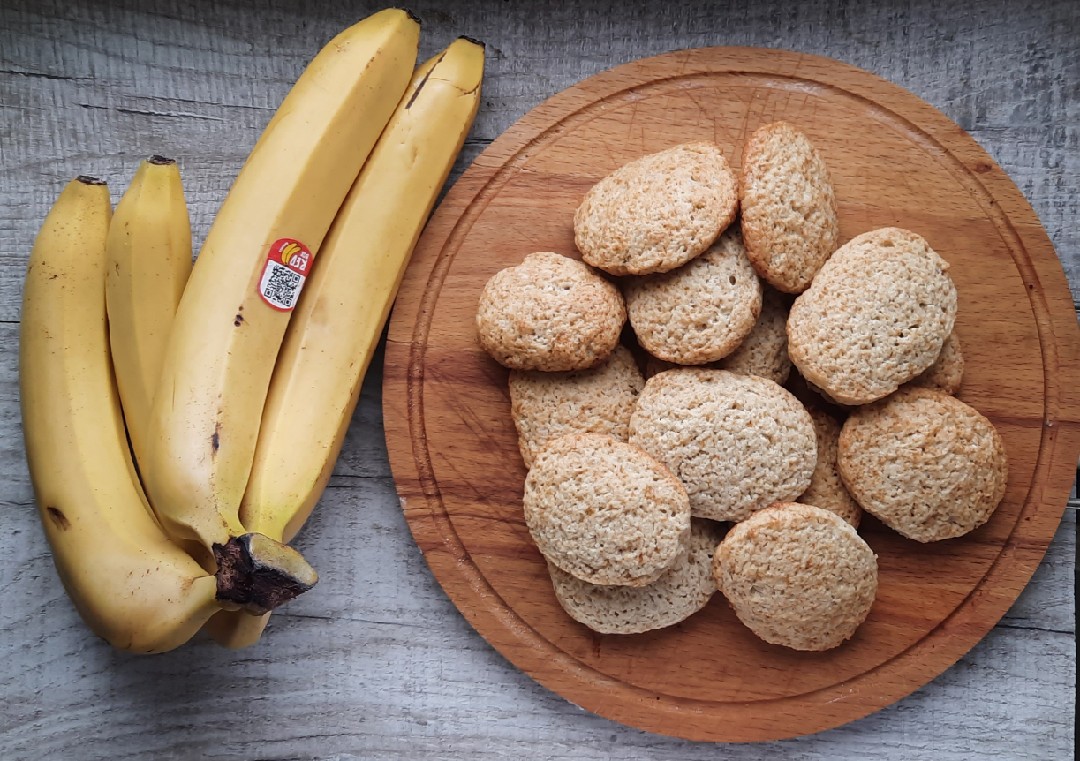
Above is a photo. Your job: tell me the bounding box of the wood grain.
[383,47,1080,741]
[0,0,1076,758]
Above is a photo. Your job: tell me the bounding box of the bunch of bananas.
[19,8,484,653]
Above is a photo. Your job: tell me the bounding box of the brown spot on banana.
[211,423,221,455]
[46,506,70,530]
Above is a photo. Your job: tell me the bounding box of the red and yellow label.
[258,238,312,311]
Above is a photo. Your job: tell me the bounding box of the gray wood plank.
[0,0,1075,758]
[0,321,1075,758]
[1,0,1077,322]
[0,456,1073,760]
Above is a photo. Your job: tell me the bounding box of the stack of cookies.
[474,123,1008,651]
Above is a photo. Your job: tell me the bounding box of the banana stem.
[213,533,318,614]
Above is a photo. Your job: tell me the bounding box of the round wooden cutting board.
[382,47,1080,742]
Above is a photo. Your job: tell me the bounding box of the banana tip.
[458,35,486,48]
[147,154,176,165]
[401,7,422,24]
[76,175,106,186]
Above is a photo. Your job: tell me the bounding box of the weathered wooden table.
[1,1,1076,758]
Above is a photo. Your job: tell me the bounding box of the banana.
[143,9,421,577]
[206,36,485,648]
[20,177,278,653]
[105,155,192,476]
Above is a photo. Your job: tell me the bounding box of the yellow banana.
[143,9,421,578]
[22,178,223,652]
[205,36,485,648]
[105,156,192,476]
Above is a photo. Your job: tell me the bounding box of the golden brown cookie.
[549,519,722,634]
[574,142,738,275]
[476,251,625,371]
[715,286,792,383]
[629,369,816,522]
[740,122,839,293]
[838,387,1008,542]
[509,345,644,468]
[623,227,761,365]
[798,407,862,527]
[787,228,957,405]
[714,503,877,651]
[907,331,964,394]
[523,433,691,586]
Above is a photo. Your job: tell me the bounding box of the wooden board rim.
[383,46,1080,741]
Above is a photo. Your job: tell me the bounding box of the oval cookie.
[907,331,964,394]
[509,345,644,468]
[629,369,816,522]
[715,286,792,383]
[624,227,762,365]
[838,387,1008,542]
[574,142,738,275]
[523,433,691,586]
[740,121,839,293]
[714,503,878,651]
[787,227,957,405]
[549,519,722,634]
[797,407,862,527]
[476,251,625,371]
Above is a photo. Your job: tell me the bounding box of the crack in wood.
[76,102,225,121]
[998,622,1075,636]
[0,68,84,82]
[273,610,430,630]
[325,473,392,483]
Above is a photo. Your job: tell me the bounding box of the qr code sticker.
[259,260,305,310]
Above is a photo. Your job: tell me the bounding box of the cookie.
[740,122,840,293]
[714,502,878,651]
[638,288,790,383]
[549,519,723,634]
[838,387,1008,542]
[907,331,964,394]
[523,433,691,586]
[787,227,958,405]
[629,369,816,522]
[715,286,792,384]
[798,408,862,527]
[476,251,625,371]
[509,345,644,468]
[623,227,762,364]
[574,142,738,275]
